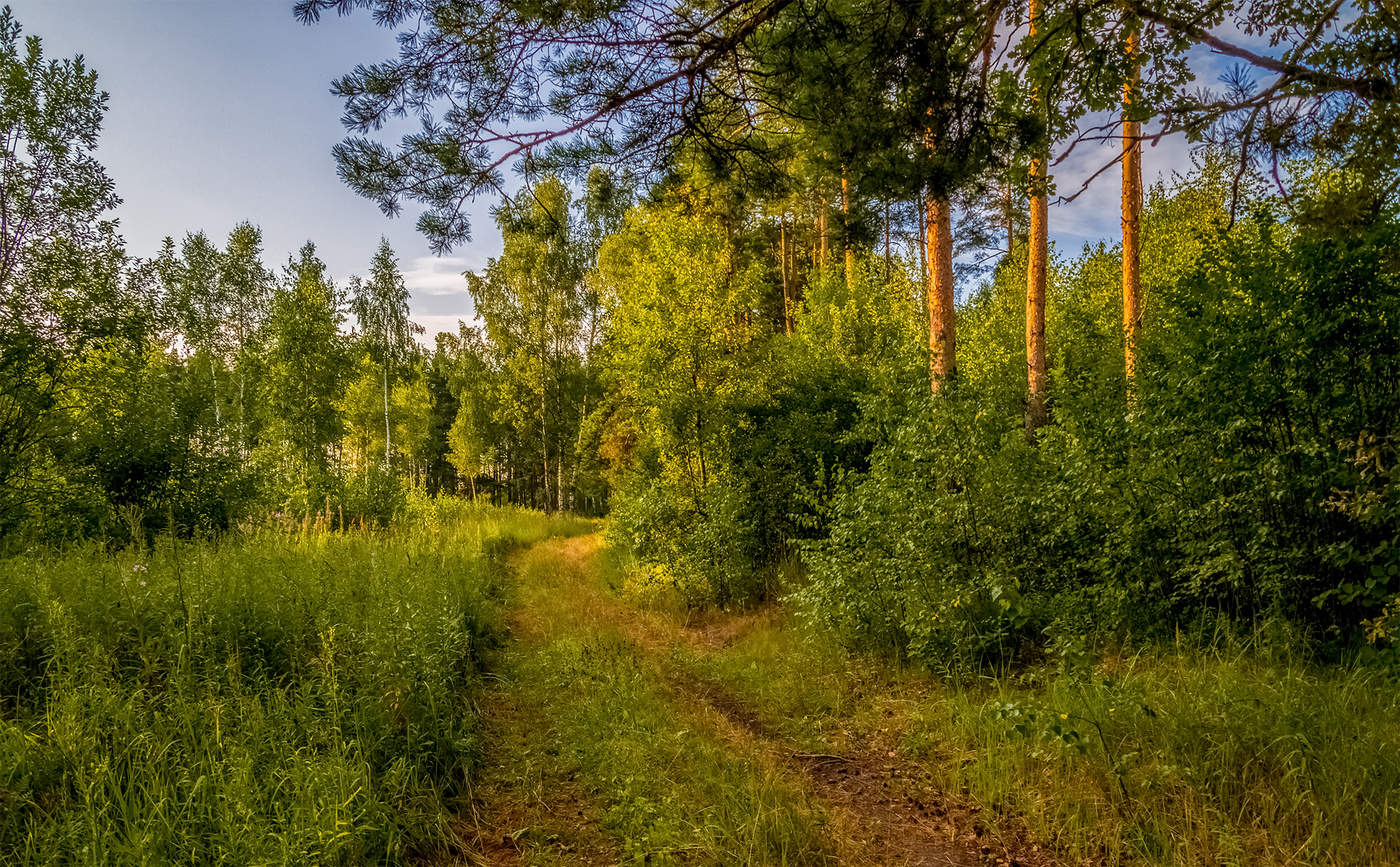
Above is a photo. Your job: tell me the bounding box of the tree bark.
[925,192,957,392]
[1122,24,1143,387]
[780,217,792,334]
[841,170,855,291]
[1025,0,1050,434]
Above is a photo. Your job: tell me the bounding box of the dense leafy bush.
[797,173,1400,669]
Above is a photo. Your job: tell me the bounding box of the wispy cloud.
[401,255,480,337]
[399,253,491,343]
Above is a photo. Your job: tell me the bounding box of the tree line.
[3,0,1398,655]
[292,0,1398,652]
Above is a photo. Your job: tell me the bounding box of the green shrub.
[798,177,1400,667]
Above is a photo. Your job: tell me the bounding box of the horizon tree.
[220,221,273,451]
[349,238,421,463]
[0,5,125,526]
[265,242,347,486]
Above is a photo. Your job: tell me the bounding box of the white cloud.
[402,254,478,295]
[400,255,481,337]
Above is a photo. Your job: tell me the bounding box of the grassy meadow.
[0,501,591,865]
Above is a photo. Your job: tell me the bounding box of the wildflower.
[132,564,148,573]
[139,580,147,587]
[1060,713,1069,720]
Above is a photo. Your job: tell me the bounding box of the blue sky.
[8,0,490,337]
[10,0,1203,337]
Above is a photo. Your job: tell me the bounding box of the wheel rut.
[460,534,1053,867]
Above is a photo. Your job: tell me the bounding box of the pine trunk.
[841,171,855,291]
[1025,0,1050,434]
[1122,25,1143,387]
[926,192,957,392]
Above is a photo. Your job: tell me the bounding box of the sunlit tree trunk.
[1122,22,1143,387]
[925,192,957,392]
[1025,0,1050,434]
[780,217,793,334]
[841,170,855,291]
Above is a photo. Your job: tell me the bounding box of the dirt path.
[460,534,1048,867]
[671,673,995,867]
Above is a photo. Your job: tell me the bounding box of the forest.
[1,0,1398,863]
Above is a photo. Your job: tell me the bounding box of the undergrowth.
[0,501,587,865]
[677,610,1400,866]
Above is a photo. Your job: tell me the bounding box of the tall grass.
[676,612,1400,865]
[905,630,1400,865]
[0,500,587,865]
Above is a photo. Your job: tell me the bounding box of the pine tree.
[1024,0,1050,434]
[1121,22,1143,387]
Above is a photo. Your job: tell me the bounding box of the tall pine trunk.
[1025,0,1050,433]
[780,217,793,334]
[925,192,957,392]
[1122,23,1143,386]
[841,170,855,291]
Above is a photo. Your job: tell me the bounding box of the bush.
[797,179,1400,668]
